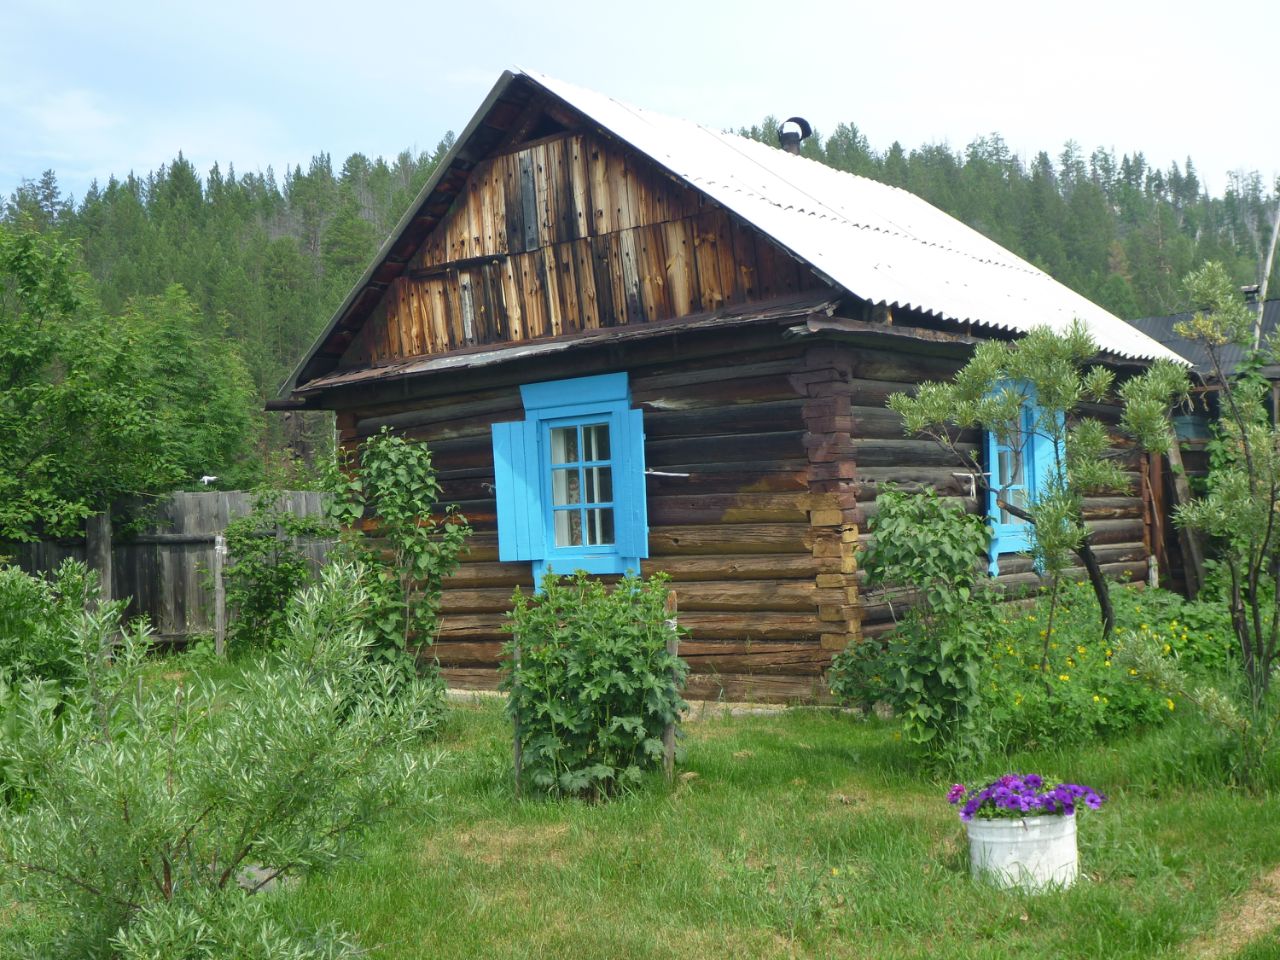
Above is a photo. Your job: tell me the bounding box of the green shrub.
[223,493,335,650]
[0,559,95,685]
[829,489,994,765]
[503,572,687,799]
[0,561,444,957]
[982,581,1234,748]
[331,427,470,668]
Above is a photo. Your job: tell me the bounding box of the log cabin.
[274,70,1186,701]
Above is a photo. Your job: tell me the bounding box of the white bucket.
[966,815,1078,891]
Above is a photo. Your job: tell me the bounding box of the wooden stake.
[1164,441,1206,598]
[213,534,227,657]
[663,591,679,785]
[86,508,112,606]
[512,640,523,798]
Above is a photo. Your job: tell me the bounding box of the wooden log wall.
[339,132,824,368]
[339,337,843,702]
[840,346,1152,641]
[333,330,1154,702]
[8,491,333,643]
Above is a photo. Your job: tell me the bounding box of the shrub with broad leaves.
[504,572,687,799]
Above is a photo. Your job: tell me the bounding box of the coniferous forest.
[3,119,1277,487]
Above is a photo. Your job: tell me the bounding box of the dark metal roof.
[1127,299,1280,376]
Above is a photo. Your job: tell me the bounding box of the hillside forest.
[3,119,1277,502]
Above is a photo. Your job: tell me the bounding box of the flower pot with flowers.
[947,775,1105,891]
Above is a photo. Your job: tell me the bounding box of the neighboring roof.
[1128,299,1280,376]
[283,69,1185,396]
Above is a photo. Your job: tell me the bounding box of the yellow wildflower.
[1077,645,1087,655]
[1162,644,1171,655]
[1129,668,1138,676]
[1093,695,1101,703]
[1105,660,1112,668]
[1059,674,1070,682]
[1165,698,1175,711]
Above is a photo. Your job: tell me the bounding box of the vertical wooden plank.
[429,279,451,352]
[637,223,669,322]
[481,261,505,342]
[502,254,526,341]
[573,238,599,330]
[552,137,575,243]
[458,271,477,345]
[519,150,539,252]
[568,134,593,240]
[538,142,558,247]
[609,147,634,232]
[729,216,760,301]
[503,152,525,255]
[512,639,523,798]
[589,139,613,235]
[540,247,563,337]
[713,213,744,305]
[663,590,679,784]
[86,509,112,604]
[479,159,499,255]
[693,213,725,308]
[519,251,547,339]
[213,534,227,656]
[664,219,696,316]
[590,234,618,327]
[445,269,466,348]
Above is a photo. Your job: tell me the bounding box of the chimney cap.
[777,116,813,155]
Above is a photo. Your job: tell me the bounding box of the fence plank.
[7,490,333,644]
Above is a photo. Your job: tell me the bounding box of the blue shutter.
[613,406,649,560]
[1029,405,1065,502]
[491,419,545,562]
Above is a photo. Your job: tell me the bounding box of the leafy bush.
[0,561,444,957]
[223,493,335,649]
[981,581,1232,749]
[331,427,470,666]
[0,559,96,685]
[504,572,687,799]
[829,489,993,764]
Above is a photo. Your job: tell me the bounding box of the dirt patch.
[427,821,571,868]
[1187,863,1280,958]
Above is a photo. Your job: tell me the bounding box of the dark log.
[647,523,812,556]
[640,554,819,581]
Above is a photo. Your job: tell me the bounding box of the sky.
[2,0,1277,205]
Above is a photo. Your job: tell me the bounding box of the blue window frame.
[491,372,648,582]
[985,385,1063,575]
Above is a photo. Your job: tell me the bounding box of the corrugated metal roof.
[525,70,1186,364]
[1128,299,1280,375]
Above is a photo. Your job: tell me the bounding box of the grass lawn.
[272,696,1280,960]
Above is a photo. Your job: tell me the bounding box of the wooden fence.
[7,491,334,643]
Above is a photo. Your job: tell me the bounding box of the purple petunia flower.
[948,774,1106,821]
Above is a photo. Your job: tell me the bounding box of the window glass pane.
[586,508,615,546]
[584,466,612,504]
[552,468,580,506]
[554,509,582,547]
[582,423,610,461]
[551,426,579,465]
